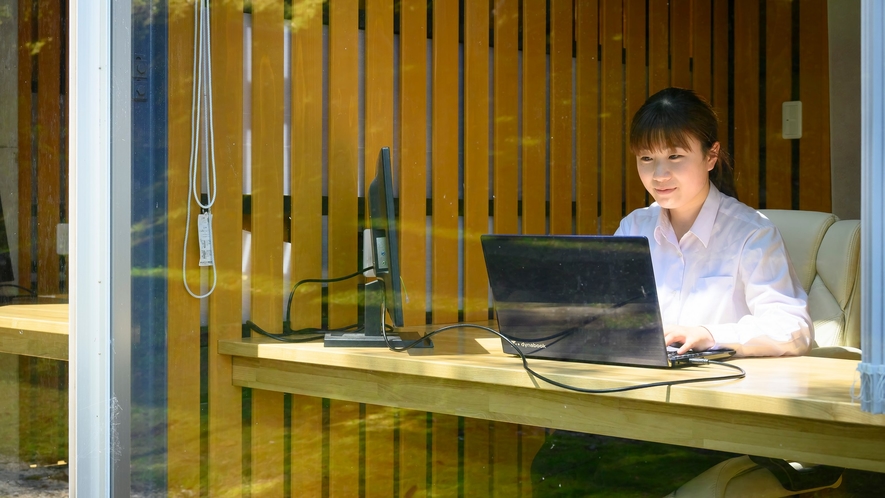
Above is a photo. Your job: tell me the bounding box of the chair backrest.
[759,210,861,350]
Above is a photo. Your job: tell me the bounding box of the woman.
[531,87,812,496]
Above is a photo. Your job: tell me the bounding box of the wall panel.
[397,0,428,327]
[493,0,519,236]
[733,0,760,206]
[431,0,460,323]
[548,0,574,235]
[624,0,647,214]
[250,0,288,494]
[463,1,490,321]
[166,0,202,493]
[521,0,546,235]
[799,0,831,212]
[575,0,599,235]
[765,0,793,209]
[208,0,245,495]
[599,0,624,234]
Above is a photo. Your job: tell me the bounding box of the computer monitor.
[323,147,431,348]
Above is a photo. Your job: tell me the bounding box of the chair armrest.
[806,346,862,361]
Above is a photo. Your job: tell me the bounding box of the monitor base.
[323,331,433,348]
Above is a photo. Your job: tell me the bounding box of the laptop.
[480,234,736,368]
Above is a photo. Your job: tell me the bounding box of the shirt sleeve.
[704,226,814,357]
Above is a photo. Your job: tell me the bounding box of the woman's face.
[636,137,719,219]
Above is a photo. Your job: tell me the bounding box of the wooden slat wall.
[365,1,396,495]
[208,0,244,496]
[599,0,624,234]
[398,0,428,328]
[548,0,573,235]
[798,0,831,212]
[766,0,794,209]
[462,1,489,321]
[251,1,288,494]
[734,0,761,206]
[521,0,546,235]
[575,0,599,234]
[158,1,837,496]
[290,1,325,495]
[36,0,61,296]
[327,2,362,496]
[166,0,201,494]
[624,0,647,214]
[493,0,518,236]
[17,0,33,291]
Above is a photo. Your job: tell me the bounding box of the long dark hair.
[629,87,737,199]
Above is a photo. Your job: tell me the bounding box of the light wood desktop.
[220,323,885,473]
[0,304,69,361]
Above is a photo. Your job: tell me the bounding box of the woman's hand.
[664,325,715,354]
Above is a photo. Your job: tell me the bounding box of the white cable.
[183,0,217,299]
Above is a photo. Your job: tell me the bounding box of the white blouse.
[615,184,813,357]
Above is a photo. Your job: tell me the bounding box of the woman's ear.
[706,142,721,171]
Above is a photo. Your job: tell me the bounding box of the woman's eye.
[639,156,653,162]
[669,154,682,160]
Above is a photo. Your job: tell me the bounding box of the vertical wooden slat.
[463,0,489,321]
[733,0,760,206]
[364,2,396,495]
[463,419,490,498]
[17,0,33,290]
[765,0,793,210]
[291,3,324,331]
[36,0,61,295]
[519,426,547,497]
[251,0,287,494]
[327,1,361,493]
[207,0,244,496]
[521,0,546,235]
[493,0,519,235]
[799,0,831,212]
[624,0,647,214]
[648,0,669,95]
[398,0,428,327]
[290,3,325,493]
[291,395,323,496]
[430,3,461,487]
[431,413,459,497]
[397,409,428,497]
[669,0,691,89]
[691,0,712,100]
[491,422,519,496]
[575,0,599,235]
[599,0,623,234]
[329,399,361,495]
[548,0,573,235]
[712,0,729,156]
[327,0,359,328]
[431,0,459,323]
[167,0,201,494]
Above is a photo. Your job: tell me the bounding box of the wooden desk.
[220,325,885,473]
[0,304,69,465]
[0,304,69,361]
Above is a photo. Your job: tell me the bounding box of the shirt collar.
[690,183,721,247]
[652,183,722,248]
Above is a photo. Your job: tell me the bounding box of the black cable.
[0,284,37,296]
[379,322,746,394]
[284,267,373,334]
[245,267,376,342]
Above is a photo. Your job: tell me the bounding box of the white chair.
[669,209,860,497]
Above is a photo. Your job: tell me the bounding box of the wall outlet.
[783,101,803,139]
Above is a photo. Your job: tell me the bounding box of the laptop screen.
[481,235,673,367]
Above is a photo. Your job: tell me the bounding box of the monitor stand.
[323,280,433,348]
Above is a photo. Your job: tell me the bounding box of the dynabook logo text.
[514,341,547,349]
